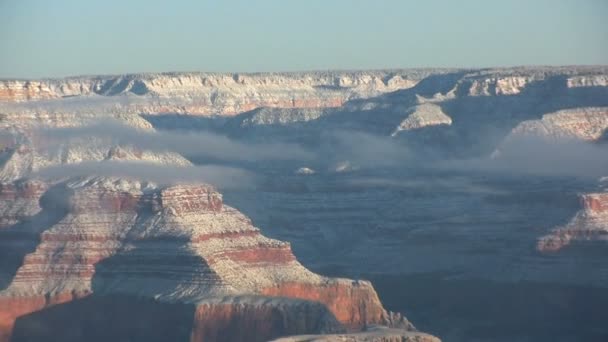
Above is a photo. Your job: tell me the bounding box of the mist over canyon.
[0,66,607,342]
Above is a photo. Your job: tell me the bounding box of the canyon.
[1,66,607,341]
[0,108,429,341]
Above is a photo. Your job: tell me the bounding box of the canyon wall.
[0,177,420,341]
[0,112,429,341]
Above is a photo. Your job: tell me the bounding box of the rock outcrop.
[391,103,452,136]
[537,192,608,252]
[509,107,608,141]
[501,106,608,253]
[3,65,607,341]
[0,177,422,341]
[0,111,190,182]
[0,71,422,115]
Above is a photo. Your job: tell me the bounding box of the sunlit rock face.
[0,110,190,183]
[0,114,427,341]
[0,113,408,341]
[0,71,421,115]
[509,107,608,141]
[0,177,420,341]
[498,107,608,253]
[1,66,607,342]
[537,192,608,252]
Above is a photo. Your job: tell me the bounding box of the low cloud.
[441,136,608,179]
[32,161,255,189]
[320,130,409,168]
[34,120,314,162]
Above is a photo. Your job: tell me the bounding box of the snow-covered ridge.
[2,66,606,117]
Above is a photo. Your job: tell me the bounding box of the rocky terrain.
[511,111,608,254]
[1,66,607,341]
[0,177,418,341]
[537,191,608,252]
[0,71,426,115]
[0,110,431,342]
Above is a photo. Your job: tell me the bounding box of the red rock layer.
[0,291,89,342]
[208,244,296,265]
[0,180,416,341]
[537,192,608,252]
[0,86,57,102]
[582,193,608,214]
[261,281,387,329]
[158,185,223,213]
[1,295,342,342]
[190,301,341,342]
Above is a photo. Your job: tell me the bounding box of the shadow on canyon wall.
[144,74,608,162]
[367,273,608,342]
[0,184,71,291]
[10,296,196,342]
[9,201,342,342]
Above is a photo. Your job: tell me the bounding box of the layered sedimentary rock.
[537,192,608,252]
[2,65,607,342]
[0,108,432,341]
[509,107,608,141]
[3,67,605,121]
[0,112,190,182]
[0,71,421,115]
[0,180,47,228]
[501,107,608,253]
[0,177,420,341]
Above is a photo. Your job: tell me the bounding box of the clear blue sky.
[1,0,607,78]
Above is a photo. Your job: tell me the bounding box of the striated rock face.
[538,192,608,252]
[0,180,47,228]
[0,81,58,102]
[504,107,608,253]
[0,177,425,341]
[0,112,190,182]
[451,67,608,97]
[0,107,433,341]
[509,107,608,141]
[5,295,345,342]
[0,71,421,115]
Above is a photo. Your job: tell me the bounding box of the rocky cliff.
[0,177,419,341]
[0,71,423,116]
[3,67,605,120]
[0,114,430,341]
[537,191,608,252]
[2,66,608,341]
[500,107,608,252]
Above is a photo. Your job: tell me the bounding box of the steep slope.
[0,111,190,182]
[0,114,431,341]
[0,178,419,341]
[499,108,608,252]
[537,191,608,252]
[509,107,608,141]
[0,71,424,115]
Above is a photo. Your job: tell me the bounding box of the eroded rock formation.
[0,176,421,341]
[0,111,429,341]
[0,71,421,115]
[538,192,608,252]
